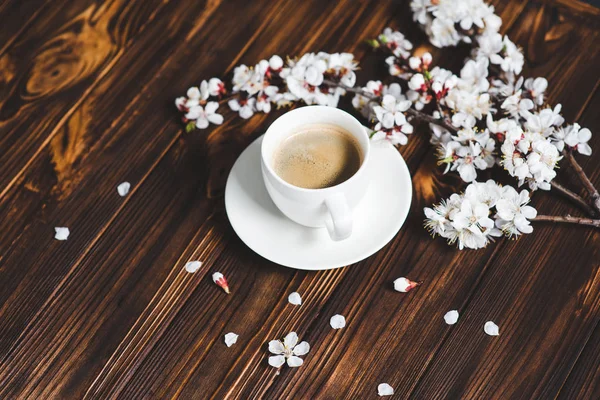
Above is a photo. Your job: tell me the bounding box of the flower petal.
[484,321,499,336]
[293,341,310,356]
[54,227,70,241]
[288,292,302,306]
[444,310,459,325]
[283,332,298,349]
[377,383,394,396]
[207,113,224,125]
[205,101,219,114]
[330,314,346,329]
[224,332,238,347]
[268,340,285,355]
[117,182,130,197]
[287,356,304,367]
[184,261,202,273]
[268,355,286,368]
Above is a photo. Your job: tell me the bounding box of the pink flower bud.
[212,272,230,294]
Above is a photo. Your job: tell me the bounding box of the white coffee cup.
[261,106,370,241]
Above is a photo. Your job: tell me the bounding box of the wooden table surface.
[1,0,599,398]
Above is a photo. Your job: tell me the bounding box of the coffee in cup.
[272,124,363,189]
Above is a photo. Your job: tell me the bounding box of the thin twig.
[532,215,600,228]
[563,150,600,212]
[550,181,598,217]
[406,108,457,133]
[324,79,458,134]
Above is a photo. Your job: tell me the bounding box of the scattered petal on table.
[393,277,422,292]
[54,227,70,241]
[185,261,202,273]
[444,310,459,325]
[117,182,131,196]
[212,272,231,294]
[330,314,346,329]
[288,292,302,305]
[484,321,499,336]
[378,383,394,396]
[224,332,238,347]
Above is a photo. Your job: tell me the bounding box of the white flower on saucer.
[268,332,310,368]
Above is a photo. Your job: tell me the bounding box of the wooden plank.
[0,0,53,55]
[0,0,170,197]
[558,322,600,399]
[0,0,352,397]
[0,0,233,353]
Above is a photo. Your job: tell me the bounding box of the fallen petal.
[378,383,394,396]
[393,277,422,293]
[117,182,131,197]
[330,314,346,329]
[212,272,230,294]
[444,310,459,325]
[288,292,302,306]
[185,261,202,273]
[268,355,286,368]
[484,321,499,336]
[54,227,70,241]
[224,332,238,347]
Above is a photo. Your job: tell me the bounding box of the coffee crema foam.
[273,124,362,189]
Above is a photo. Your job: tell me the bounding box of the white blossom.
[268,332,310,368]
[425,180,536,249]
[187,101,223,129]
[524,77,548,106]
[495,186,537,236]
[563,123,592,156]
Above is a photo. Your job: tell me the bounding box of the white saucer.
[224,135,412,270]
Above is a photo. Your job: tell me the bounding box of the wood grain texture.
[0,0,598,399]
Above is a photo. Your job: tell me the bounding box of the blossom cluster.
[175,52,359,130]
[424,180,537,249]
[400,1,593,191]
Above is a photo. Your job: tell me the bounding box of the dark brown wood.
[0,0,598,399]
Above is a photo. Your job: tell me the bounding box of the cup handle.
[324,193,353,241]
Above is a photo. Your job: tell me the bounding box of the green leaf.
[185,121,196,133]
[366,39,380,48]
